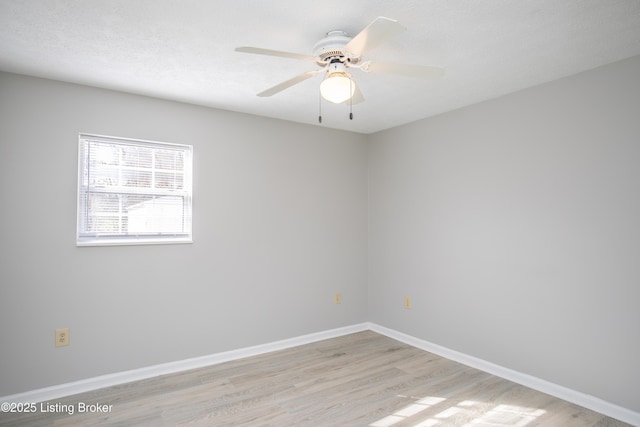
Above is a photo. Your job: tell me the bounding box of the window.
[77,133,192,246]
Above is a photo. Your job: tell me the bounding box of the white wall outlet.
[55,328,70,347]
[334,292,342,304]
[404,296,411,309]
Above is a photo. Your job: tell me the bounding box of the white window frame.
[76,133,193,246]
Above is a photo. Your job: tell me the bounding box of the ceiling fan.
[235,17,444,113]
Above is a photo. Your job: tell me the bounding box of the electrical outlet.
[55,328,69,347]
[404,296,411,309]
[334,292,342,304]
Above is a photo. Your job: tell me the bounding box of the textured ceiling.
[1,0,640,134]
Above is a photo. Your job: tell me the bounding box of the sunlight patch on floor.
[370,396,545,427]
[369,396,446,427]
[462,404,546,427]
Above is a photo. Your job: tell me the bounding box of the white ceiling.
[1,0,640,134]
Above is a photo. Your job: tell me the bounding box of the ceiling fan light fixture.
[320,73,354,104]
[320,62,355,104]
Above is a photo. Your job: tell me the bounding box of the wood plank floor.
[0,331,632,426]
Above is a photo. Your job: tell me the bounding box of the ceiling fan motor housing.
[313,30,358,64]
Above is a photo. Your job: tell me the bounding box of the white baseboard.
[0,323,369,405]
[367,322,640,427]
[2,322,638,426]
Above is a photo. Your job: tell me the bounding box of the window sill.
[76,237,193,247]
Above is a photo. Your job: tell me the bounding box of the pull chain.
[349,76,354,120]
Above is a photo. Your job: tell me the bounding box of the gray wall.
[368,55,640,411]
[0,72,368,395]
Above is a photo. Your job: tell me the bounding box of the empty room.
[1,1,639,426]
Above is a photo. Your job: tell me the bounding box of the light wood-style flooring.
[0,331,632,426]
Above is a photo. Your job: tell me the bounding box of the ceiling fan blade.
[344,81,365,105]
[235,46,316,62]
[257,70,323,97]
[364,61,445,79]
[345,17,406,58]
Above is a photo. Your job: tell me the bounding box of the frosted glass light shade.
[320,72,355,104]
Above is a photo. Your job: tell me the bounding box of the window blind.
[77,134,192,246]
